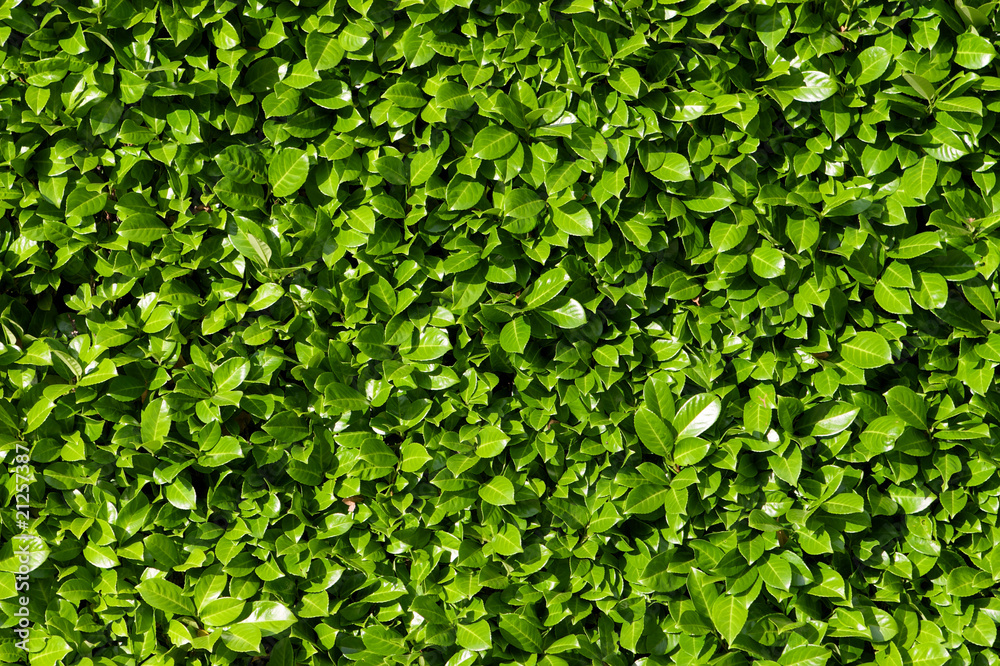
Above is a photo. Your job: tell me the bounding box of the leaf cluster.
[3,0,1000,665]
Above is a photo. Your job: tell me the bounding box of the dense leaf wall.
[2,0,1000,664]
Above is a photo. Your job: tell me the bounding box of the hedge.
[1,0,999,665]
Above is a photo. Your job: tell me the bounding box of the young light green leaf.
[472,126,519,160]
[479,477,515,506]
[136,579,196,616]
[66,186,108,218]
[907,644,948,666]
[536,297,587,329]
[751,247,786,278]
[759,554,792,591]
[790,71,838,103]
[494,524,523,556]
[823,493,864,515]
[400,327,452,362]
[238,601,297,635]
[778,645,832,666]
[498,614,543,653]
[504,189,545,219]
[141,398,171,447]
[446,176,485,211]
[841,331,891,369]
[201,598,247,627]
[797,402,859,437]
[955,32,996,69]
[552,202,594,236]
[673,394,722,439]
[269,148,310,197]
[899,157,938,201]
[657,153,691,182]
[711,595,748,645]
[523,267,570,310]
[500,319,531,354]
[852,46,891,86]
[456,621,492,652]
[306,32,345,71]
[214,359,249,392]
[624,484,668,515]
[633,406,674,458]
[884,386,927,429]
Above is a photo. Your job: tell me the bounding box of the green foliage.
[4,0,1000,664]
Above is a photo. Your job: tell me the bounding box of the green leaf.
[141,398,171,448]
[609,67,641,97]
[657,153,692,182]
[436,82,474,111]
[214,359,249,392]
[786,216,819,253]
[498,614,543,653]
[955,32,996,69]
[907,644,949,666]
[410,149,440,186]
[874,282,912,315]
[823,493,864,515]
[201,598,247,627]
[760,554,792,591]
[686,182,735,213]
[899,157,938,201]
[946,567,992,597]
[269,148,310,197]
[264,411,309,443]
[523,267,570,309]
[400,327,452,362]
[885,386,927,430]
[494,523,523,556]
[888,231,941,259]
[778,645,832,666]
[552,202,595,236]
[222,625,262,653]
[902,73,936,101]
[218,145,265,184]
[500,319,531,354]
[545,162,583,193]
[643,375,676,422]
[785,71,838,103]
[673,437,711,466]
[231,217,273,267]
[711,595,748,644]
[384,81,426,108]
[797,402,860,437]
[66,185,107,218]
[634,406,674,458]
[751,247,786,278]
[479,476,515,506]
[136,579,196,616]
[215,178,266,211]
[456,621,492,652]
[852,46,891,86]
[305,32,345,71]
[118,216,169,243]
[324,383,369,413]
[238,601,297,635]
[446,176,485,211]
[472,126,519,160]
[673,394,722,439]
[624,484,668,515]
[536,296,587,329]
[504,189,545,219]
[841,332,892,369]
[25,399,55,433]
